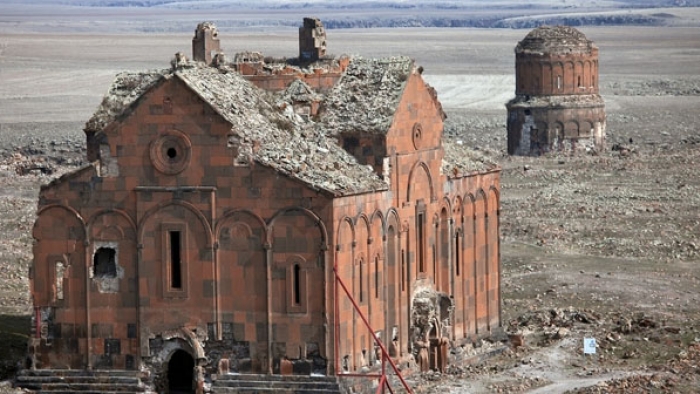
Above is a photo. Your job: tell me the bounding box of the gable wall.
[329,71,502,373]
[31,77,335,373]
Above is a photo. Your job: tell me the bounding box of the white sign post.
[583,337,597,355]
[583,337,597,367]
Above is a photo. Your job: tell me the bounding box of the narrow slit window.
[417,213,425,273]
[170,231,182,289]
[557,75,562,90]
[94,247,117,278]
[359,260,364,303]
[293,264,301,305]
[455,236,461,276]
[577,75,582,87]
[374,256,379,299]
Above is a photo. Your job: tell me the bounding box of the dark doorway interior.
[168,349,194,394]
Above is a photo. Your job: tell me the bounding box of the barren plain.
[1,13,700,394]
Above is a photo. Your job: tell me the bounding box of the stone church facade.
[27,20,501,393]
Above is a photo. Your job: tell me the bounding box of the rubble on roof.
[516,25,595,55]
[84,70,165,134]
[233,51,265,63]
[320,56,412,135]
[279,78,321,104]
[174,65,387,196]
[84,53,496,196]
[441,138,498,177]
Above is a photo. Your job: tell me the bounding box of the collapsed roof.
[84,56,496,196]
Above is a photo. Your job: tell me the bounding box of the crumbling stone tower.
[192,21,221,65]
[506,25,606,155]
[299,17,326,62]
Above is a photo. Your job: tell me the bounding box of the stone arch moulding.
[385,209,401,232]
[154,326,207,363]
[452,195,462,215]
[476,189,489,214]
[369,209,386,240]
[440,196,452,217]
[215,209,267,247]
[86,209,137,243]
[335,216,355,253]
[268,206,328,251]
[34,204,87,240]
[354,213,371,246]
[406,161,434,203]
[137,200,213,247]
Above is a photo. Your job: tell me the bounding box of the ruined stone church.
[24,19,501,393]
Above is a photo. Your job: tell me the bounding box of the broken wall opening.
[411,290,454,373]
[168,349,194,393]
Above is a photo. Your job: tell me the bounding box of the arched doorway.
[168,349,194,394]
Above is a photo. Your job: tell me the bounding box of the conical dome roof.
[516,25,595,55]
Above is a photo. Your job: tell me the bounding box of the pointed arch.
[406,161,434,202]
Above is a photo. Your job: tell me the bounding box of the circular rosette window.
[150,130,192,175]
[412,122,423,150]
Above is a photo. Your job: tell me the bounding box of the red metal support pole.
[334,267,413,393]
[334,254,341,375]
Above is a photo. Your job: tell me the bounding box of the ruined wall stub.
[192,21,221,65]
[299,17,326,62]
[506,25,606,156]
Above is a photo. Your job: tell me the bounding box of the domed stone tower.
[506,25,605,155]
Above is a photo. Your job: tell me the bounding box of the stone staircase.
[211,374,341,394]
[14,369,147,393]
